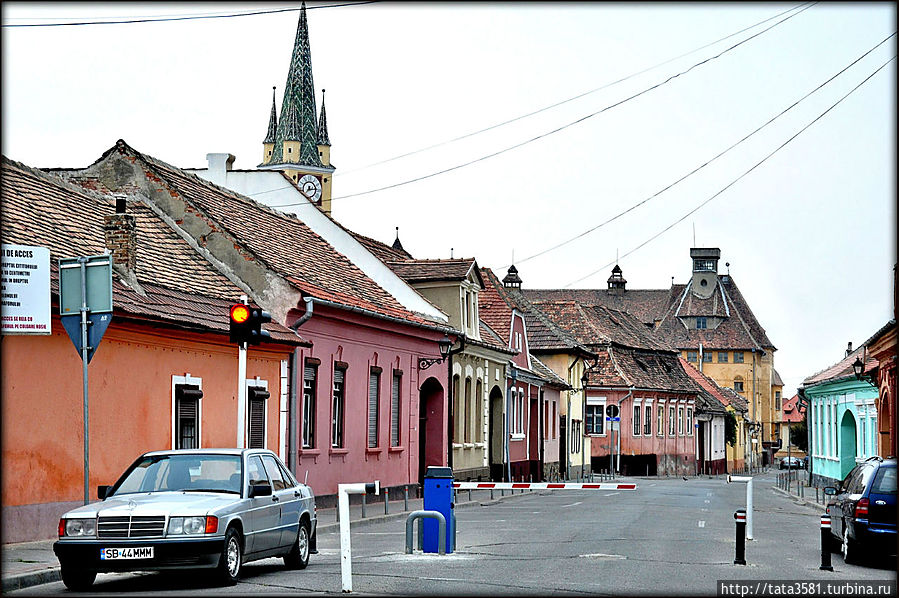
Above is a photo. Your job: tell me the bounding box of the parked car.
[53,448,316,590]
[824,457,896,564]
[780,456,804,470]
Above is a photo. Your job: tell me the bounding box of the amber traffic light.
[229,304,271,346]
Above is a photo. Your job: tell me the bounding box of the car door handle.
[272,495,280,502]
[294,491,302,498]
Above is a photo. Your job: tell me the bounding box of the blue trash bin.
[422,466,454,554]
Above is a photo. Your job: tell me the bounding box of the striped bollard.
[820,515,833,571]
[734,509,747,565]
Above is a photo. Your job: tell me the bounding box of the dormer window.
[696,317,707,329]
[693,259,716,272]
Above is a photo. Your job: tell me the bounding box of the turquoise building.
[802,345,879,486]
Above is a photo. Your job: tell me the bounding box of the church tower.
[260,2,336,214]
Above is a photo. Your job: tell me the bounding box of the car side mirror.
[97,485,112,500]
[249,482,272,498]
[823,486,837,496]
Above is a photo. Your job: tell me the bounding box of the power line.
[509,32,896,270]
[1,2,377,28]
[264,3,812,209]
[561,53,896,289]
[337,2,816,177]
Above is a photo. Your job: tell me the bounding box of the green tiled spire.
[317,89,331,146]
[263,86,278,144]
[270,2,322,167]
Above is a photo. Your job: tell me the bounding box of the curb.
[771,485,827,512]
[2,568,61,594]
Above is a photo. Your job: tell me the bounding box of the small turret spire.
[264,86,278,144]
[318,88,331,146]
[391,226,405,252]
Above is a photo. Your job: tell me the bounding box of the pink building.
[47,141,456,504]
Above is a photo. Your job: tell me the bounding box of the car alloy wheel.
[216,527,242,585]
[284,521,311,570]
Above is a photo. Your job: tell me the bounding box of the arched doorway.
[839,410,858,480]
[488,386,505,481]
[419,377,445,485]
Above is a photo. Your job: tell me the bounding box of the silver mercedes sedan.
[53,448,316,590]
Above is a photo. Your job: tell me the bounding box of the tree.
[724,410,738,447]
[791,408,808,452]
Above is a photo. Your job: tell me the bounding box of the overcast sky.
[2,2,896,398]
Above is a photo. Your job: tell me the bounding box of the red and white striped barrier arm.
[451,482,636,490]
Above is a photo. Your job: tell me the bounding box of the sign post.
[606,404,620,474]
[1,243,51,334]
[59,254,113,504]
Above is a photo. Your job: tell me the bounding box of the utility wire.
[337,2,816,177]
[561,53,896,288]
[1,1,377,27]
[508,32,896,270]
[265,3,812,208]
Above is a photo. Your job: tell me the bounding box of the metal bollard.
[361,493,367,518]
[384,489,389,515]
[468,489,471,502]
[820,515,834,571]
[490,488,494,500]
[404,486,409,511]
[734,509,747,565]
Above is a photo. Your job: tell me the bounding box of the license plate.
[100,547,154,560]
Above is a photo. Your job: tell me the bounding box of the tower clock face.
[298,174,323,203]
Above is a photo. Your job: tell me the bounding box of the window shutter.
[247,386,268,449]
[175,384,202,450]
[391,373,401,447]
[368,372,379,448]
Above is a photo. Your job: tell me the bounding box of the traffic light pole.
[236,341,247,448]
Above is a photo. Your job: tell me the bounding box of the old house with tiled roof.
[44,139,457,505]
[527,297,700,476]
[801,341,879,486]
[777,394,807,463]
[524,247,777,470]
[678,359,731,475]
[1,156,307,543]
[479,267,576,481]
[381,257,515,481]
[865,317,897,459]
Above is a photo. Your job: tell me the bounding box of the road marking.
[603,492,620,497]
[704,499,710,504]
[561,501,583,508]
[698,521,705,528]
[701,508,709,512]
[650,483,657,487]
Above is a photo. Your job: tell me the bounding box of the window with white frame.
[519,389,526,435]
[678,405,684,436]
[633,404,641,436]
[570,419,582,453]
[475,380,483,442]
[585,397,605,435]
[464,377,472,442]
[453,375,461,443]
[686,406,693,436]
[247,384,270,449]
[668,404,676,436]
[657,402,665,436]
[644,401,652,435]
[173,379,203,450]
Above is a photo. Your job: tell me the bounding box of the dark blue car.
[825,457,897,564]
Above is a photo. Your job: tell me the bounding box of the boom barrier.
[452,482,636,490]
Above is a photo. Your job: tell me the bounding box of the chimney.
[104,195,137,271]
[206,153,236,186]
[845,341,853,358]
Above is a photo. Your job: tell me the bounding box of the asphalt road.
[10,472,896,595]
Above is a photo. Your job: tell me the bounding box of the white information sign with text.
[1,243,51,334]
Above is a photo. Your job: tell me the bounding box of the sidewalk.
[771,470,828,513]
[1,486,532,593]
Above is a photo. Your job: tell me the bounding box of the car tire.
[60,566,96,591]
[284,520,311,570]
[215,526,243,585]
[842,524,861,565]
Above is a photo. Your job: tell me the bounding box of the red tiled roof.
[678,358,729,413]
[782,394,805,423]
[2,156,303,344]
[351,231,413,262]
[584,346,697,393]
[478,268,515,344]
[54,141,441,329]
[387,258,482,286]
[803,345,878,387]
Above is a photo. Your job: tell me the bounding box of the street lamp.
[852,356,865,381]
[418,333,454,370]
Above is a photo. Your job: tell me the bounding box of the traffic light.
[247,307,271,345]
[230,303,251,344]
[228,304,271,346]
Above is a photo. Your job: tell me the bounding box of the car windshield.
[111,454,242,496]
[871,467,897,494]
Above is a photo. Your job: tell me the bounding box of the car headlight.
[168,516,215,535]
[61,518,96,537]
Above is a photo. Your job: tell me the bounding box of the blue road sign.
[606,416,620,422]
